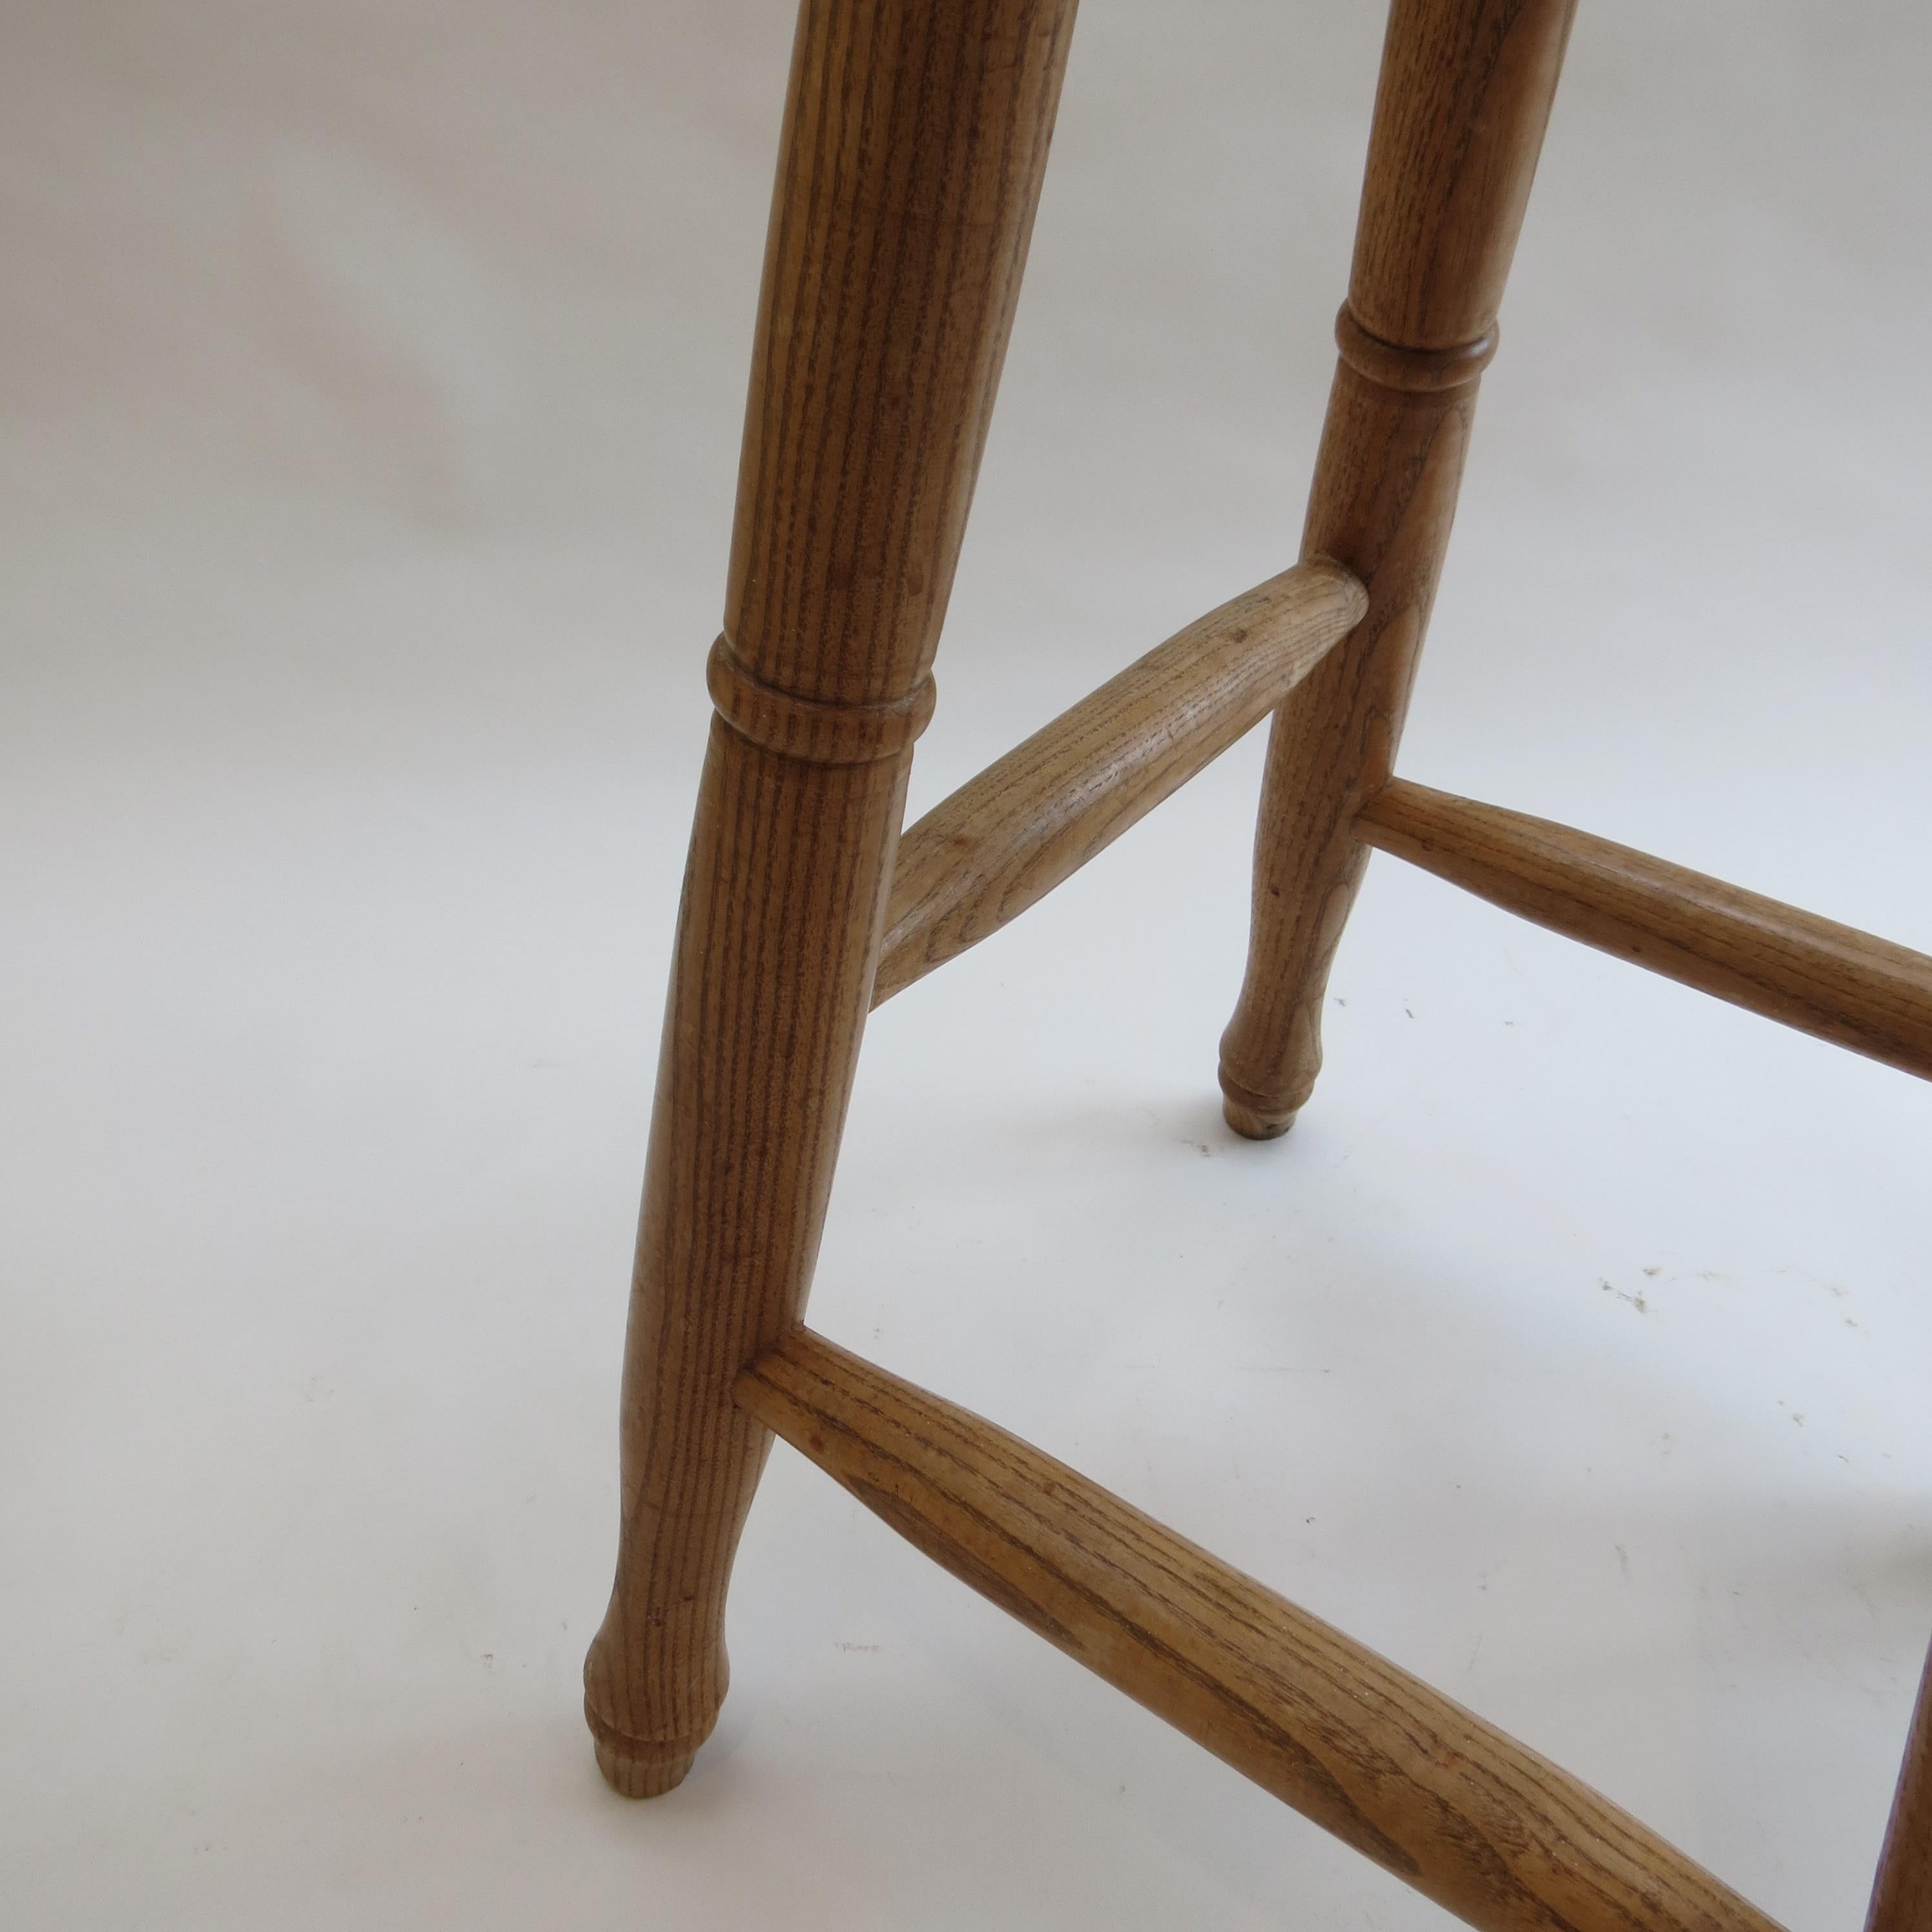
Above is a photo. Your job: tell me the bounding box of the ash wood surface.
[874,560,1366,1005]
[583,0,1078,1799]
[1219,0,1576,1138]
[1357,779,1932,1080]
[1869,1640,1932,1932]
[738,1328,1783,1932]
[581,0,1922,1907]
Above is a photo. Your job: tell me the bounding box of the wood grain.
[1869,1638,1932,1932]
[1357,779,1932,1080]
[1219,0,1576,1138]
[873,560,1366,1005]
[585,0,1917,1909]
[584,0,1078,1799]
[739,1328,1784,1932]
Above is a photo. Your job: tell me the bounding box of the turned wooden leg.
[582,0,1076,1798]
[1218,0,1575,1139]
[1869,1634,1932,1932]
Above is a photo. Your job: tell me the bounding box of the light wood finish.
[584,0,1926,1909]
[874,560,1367,1005]
[582,0,1077,1800]
[1357,779,1932,1080]
[1218,0,1576,1138]
[738,1328,1783,1932]
[1869,1639,1932,1932]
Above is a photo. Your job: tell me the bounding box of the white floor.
[4,4,1929,1927]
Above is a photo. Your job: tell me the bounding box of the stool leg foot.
[584,1670,703,1800]
[1219,1070,1303,1142]
[593,1736,698,1803]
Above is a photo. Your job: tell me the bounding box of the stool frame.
[582,3,1932,1925]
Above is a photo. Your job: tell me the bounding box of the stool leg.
[1869,1634,1932,1932]
[1218,0,1575,1138]
[583,0,1076,1798]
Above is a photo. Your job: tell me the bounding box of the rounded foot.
[594,1736,698,1799]
[582,1658,716,1801]
[1218,1068,1302,1140]
[1222,1095,1298,1140]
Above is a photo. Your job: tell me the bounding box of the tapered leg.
[1219,0,1575,1138]
[1869,1634,1932,1932]
[582,0,1077,1798]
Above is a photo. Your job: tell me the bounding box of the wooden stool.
[582,2,1932,1922]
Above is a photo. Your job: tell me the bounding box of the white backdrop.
[4,3,1930,1926]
